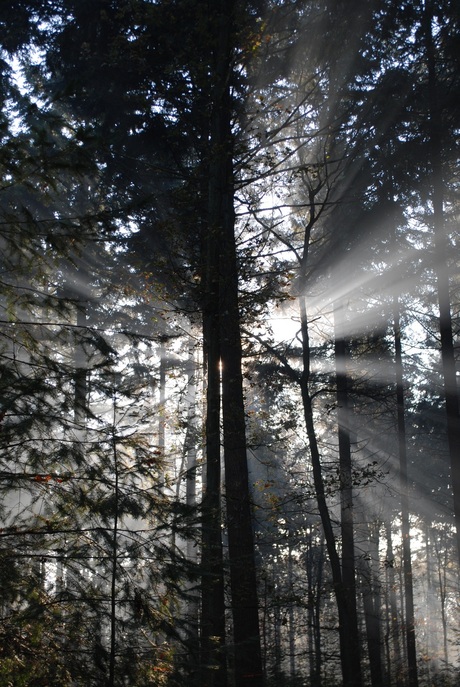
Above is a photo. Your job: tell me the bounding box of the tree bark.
[384,521,403,687]
[296,182,362,685]
[200,28,227,680]
[334,301,362,685]
[108,388,119,687]
[359,522,384,687]
[200,318,227,686]
[182,344,200,668]
[200,190,227,687]
[218,69,264,687]
[306,528,324,685]
[393,296,418,687]
[423,0,460,564]
[299,295,362,687]
[203,3,264,685]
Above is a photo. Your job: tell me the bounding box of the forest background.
[1,1,459,686]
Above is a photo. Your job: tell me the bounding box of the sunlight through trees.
[1,1,460,686]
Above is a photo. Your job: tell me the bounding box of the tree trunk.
[306,527,324,685]
[218,80,264,687]
[359,522,383,687]
[108,388,119,687]
[200,37,227,681]
[393,296,418,687]
[185,344,199,560]
[384,521,403,687]
[334,301,362,684]
[203,3,264,685]
[423,0,460,564]
[287,536,296,679]
[299,294,362,687]
[432,527,449,667]
[182,344,200,667]
[200,212,227,686]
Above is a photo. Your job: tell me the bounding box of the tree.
[421,0,460,566]
[0,11,195,684]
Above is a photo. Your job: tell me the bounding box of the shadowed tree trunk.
[287,534,296,679]
[359,521,383,687]
[215,26,264,687]
[306,527,324,685]
[334,300,362,685]
[200,304,227,686]
[423,0,460,564]
[108,387,119,687]
[201,3,263,685]
[201,158,227,686]
[299,293,362,687]
[393,295,418,687]
[177,344,200,668]
[384,521,403,687]
[295,179,362,686]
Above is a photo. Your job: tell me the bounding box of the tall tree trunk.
[185,344,198,561]
[108,387,119,687]
[287,535,296,679]
[201,192,227,685]
[384,521,403,687]
[432,527,449,667]
[200,315,226,686]
[203,3,264,685]
[220,271,263,687]
[299,294,362,687]
[393,296,418,687]
[306,527,324,685]
[273,591,282,684]
[179,343,200,667]
[218,74,264,687]
[297,186,362,685]
[334,301,362,683]
[199,37,227,678]
[200,32,227,681]
[423,0,460,563]
[359,522,383,687]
